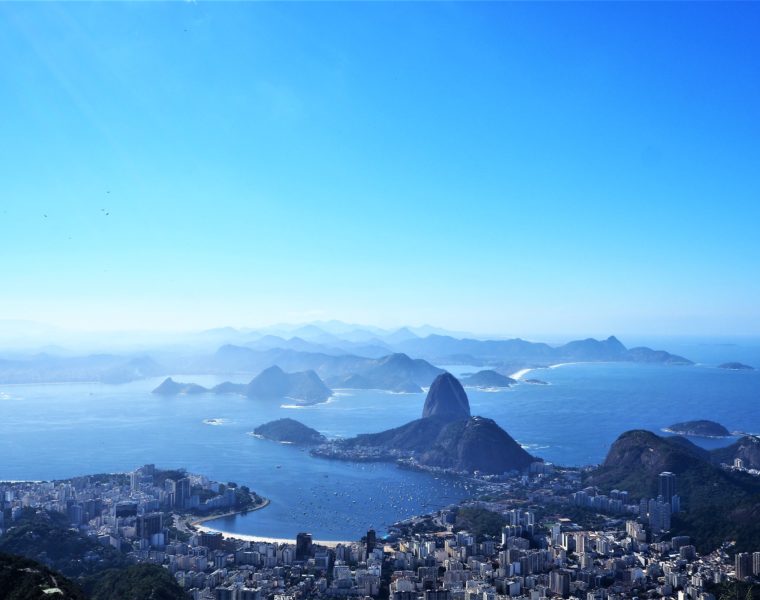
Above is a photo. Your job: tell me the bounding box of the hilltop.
[460,369,515,389]
[587,429,760,552]
[153,377,207,395]
[712,435,760,470]
[0,552,87,599]
[152,366,332,404]
[253,418,326,445]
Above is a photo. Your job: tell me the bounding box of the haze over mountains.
[0,321,697,388]
[153,366,333,404]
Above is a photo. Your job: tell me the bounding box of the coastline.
[510,361,606,380]
[188,497,272,528]
[187,498,352,548]
[661,427,734,439]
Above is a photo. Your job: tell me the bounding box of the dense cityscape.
[2,460,758,600]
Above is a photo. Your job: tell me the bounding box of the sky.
[1,2,759,338]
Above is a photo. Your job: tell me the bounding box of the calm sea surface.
[2,341,759,540]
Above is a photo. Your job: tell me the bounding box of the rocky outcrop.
[422,373,471,421]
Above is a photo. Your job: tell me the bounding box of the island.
[523,378,549,385]
[664,419,732,438]
[152,377,208,395]
[151,366,333,404]
[252,418,326,445]
[718,362,755,371]
[460,369,515,389]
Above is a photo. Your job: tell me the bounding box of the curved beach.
[189,498,352,547]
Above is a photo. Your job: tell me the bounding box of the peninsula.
[311,373,535,475]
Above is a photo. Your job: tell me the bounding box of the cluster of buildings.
[383,513,760,600]
[571,472,680,534]
[1,465,759,600]
[0,464,249,552]
[722,458,760,477]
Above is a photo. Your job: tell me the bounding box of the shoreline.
[661,427,734,439]
[187,498,352,548]
[510,362,578,380]
[510,361,614,380]
[188,497,272,528]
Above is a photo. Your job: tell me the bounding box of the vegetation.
[83,563,187,600]
[588,430,760,552]
[454,507,506,540]
[707,580,760,600]
[0,552,87,600]
[0,510,128,578]
[253,418,326,445]
[534,505,609,531]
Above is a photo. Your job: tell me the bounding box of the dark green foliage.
[712,436,760,470]
[534,505,608,531]
[60,473,129,487]
[84,563,187,600]
[342,413,534,474]
[667,420,731,437]
[152,469,187,487]
[454,507,506,540]
[419,416,535,473]
[589,430,760,553]
[0,552,87,600]
[0,510,128,578]
[707,580,760,600]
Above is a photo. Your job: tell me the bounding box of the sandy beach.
[510,362,586,380]
[192,524,352,548]
[187,498,352,547]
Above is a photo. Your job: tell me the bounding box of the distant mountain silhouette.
[152,367,332,404]
[246,366,331,403]
[460,369,515,388]
[0,353,164,385]
[153,377,207,395]
[209,346,443,393]
[392,334,691,366]
[718,362,754,370]
[326,353,444,393]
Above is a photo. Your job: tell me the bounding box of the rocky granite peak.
[421,373,471,421]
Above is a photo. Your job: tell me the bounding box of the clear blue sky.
[1,2,759,336]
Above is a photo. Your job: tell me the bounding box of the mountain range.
[152,366,332,404]
[0,328,695,386]
[207,348,444,393]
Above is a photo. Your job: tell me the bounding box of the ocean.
[1,338,758,541]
